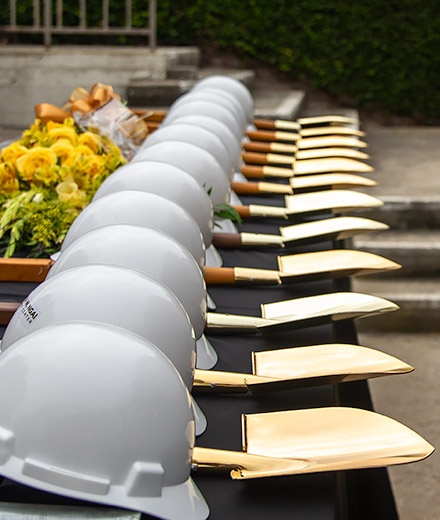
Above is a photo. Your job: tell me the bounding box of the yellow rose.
[0,162,19,193]
[50,139,75,164]
[78,131,103,154]
[74,144,95,156]
[16,147,58,182]
[19,119,50,147]
[82,154,105,177]
[56,180,86,208]
[34,165,61,187]
[1,142,28,168]
[47,126,78,146]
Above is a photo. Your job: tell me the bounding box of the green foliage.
[214,203,242,225]
[155,0,440,122]
[0,190,78,258]
[2,1,440,120]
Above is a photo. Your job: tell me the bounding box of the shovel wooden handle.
[0,301,19,325]
[253,118,300,132]
[243,141,297,154]
[132,108,166,123]
[242,151,295,167]
[247,129,299,143]
[204,267,236,285]
[232,182,261,195]
[233,205,289,219]
[0,258,52,283]
[232,181,292,196]
[242,152,272,165]
[240,165,266,179]
[204,267,281,285]
[232,206,251,218]
[212,232,284,249]
[241,165,294,179]
[211,232,244,248]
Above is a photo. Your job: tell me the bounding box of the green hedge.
[2,1,440,121]
[155,0,440,123]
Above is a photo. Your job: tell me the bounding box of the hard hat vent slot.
[22,457,111,495]
[124,461,164,497]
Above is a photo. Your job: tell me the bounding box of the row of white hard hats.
[0,74,255,520]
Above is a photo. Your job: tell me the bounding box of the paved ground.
[352,120,440,519]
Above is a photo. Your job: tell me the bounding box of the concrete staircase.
[126,47,306,120]
[351,201,440,332]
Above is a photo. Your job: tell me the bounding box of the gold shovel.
[193,343,413,393]
[247,130,369,150]
[206,291,398,334]
[241,152,373,176]
[253,114,359,131]
[234,189,382,219]
[243,140,370,161]
[249,116,365,137]
[232,173,377,196]
[204,249,400,285]
[192,407,434,478]
[212,215,389,249]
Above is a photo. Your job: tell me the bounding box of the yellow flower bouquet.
[0,118,126,257]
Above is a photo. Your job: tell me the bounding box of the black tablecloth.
[0,192,398,519]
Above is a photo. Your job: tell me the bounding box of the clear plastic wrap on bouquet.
[74,98,148,161]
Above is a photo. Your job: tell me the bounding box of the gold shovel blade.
[241,407,434,476]
[298,136,368,150]
[278,249,400,282]
[298,115,358,127]
[280,216,389,244]
[250,343,413,389]
[294,157,373,175]
[285,189,383,215]
[296,148,369,160]
[300,126,366,138]
[291,173,377,190]
[261,292,398,326]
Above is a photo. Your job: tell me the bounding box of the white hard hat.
[0,322,209,520]
[160,114,242,170]
[93,162,214,247]
[162,100,243,141]
[168,90,247,132]
[133,141,231,206]
[193,75,254,123]
[61,191,205,268]
[139,123,234,178]
[2,264,196,390]
[47,225,207,339]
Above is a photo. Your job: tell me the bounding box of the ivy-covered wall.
[155,0,440,123]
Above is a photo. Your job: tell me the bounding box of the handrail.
[0,0,157,49]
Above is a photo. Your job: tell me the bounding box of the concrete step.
[352,229,440,277]
[127,67,306,121]
[358,196,440,230]
[161,46,201,67]
[127,79,194,106]
[352,277,440,332]
[166,65,199,80]
[127,68,256,110]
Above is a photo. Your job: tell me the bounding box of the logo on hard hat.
[19,298,39,328]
